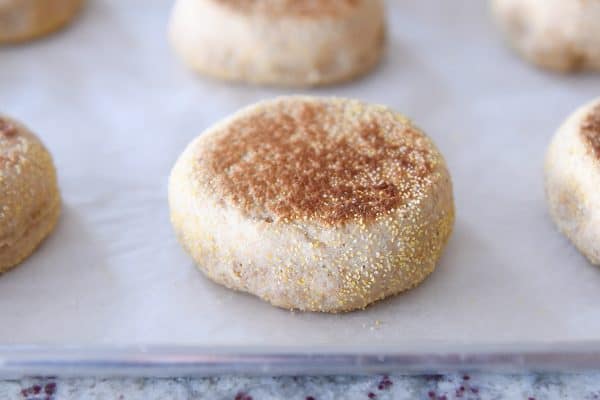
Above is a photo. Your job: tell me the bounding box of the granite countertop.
[2,373,600,400]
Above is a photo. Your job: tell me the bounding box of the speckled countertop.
[2,374,600,399]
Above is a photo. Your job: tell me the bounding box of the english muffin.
[0,116,61,273]
[492,0,600,72]
[546,98,600,265]
[169,97,454,312]
[0,0,83,44]
[168,0,386,87]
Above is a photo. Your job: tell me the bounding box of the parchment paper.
[1,0,600,349]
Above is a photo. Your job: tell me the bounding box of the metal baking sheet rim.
[2,343,600,377]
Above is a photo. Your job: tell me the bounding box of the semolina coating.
[168,0,386,87]
[169,96,455,312]
[545,98,600,265]
[0,0,83,44]
[492,0,600,72]
[0,116,61,273]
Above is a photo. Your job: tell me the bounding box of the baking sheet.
[1,0,600,351]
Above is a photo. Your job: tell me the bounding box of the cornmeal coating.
[169,97,455,312]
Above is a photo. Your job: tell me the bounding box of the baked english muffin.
[0,0,83,44]
[546,98,600,265]
[168,0,386,87]
[0,116,61,273]
[169,97,455,312]
[492,0,600,72]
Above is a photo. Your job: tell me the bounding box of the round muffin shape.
[168,0,386,87]
[546,99,600,265]
[0,0,83,44]
[492,0,600,72]
[0,116,60,273]
[169,97,454,312]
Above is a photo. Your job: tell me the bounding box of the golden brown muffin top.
[0,117,20,167]
[0,116,49,173]
[0,116,58,239]
[215,0,360,17]
[198,97,444,226]
[0,117,17,138]
[582,103,600,159]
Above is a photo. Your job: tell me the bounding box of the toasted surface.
[545,98,600,265]
[215,0,360,17]
[0,118,17,140]
[0,0,82,44]
[197,98,441,226]
[582,104,600,159]
[0,115,60,272]
[170,97,454,312]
